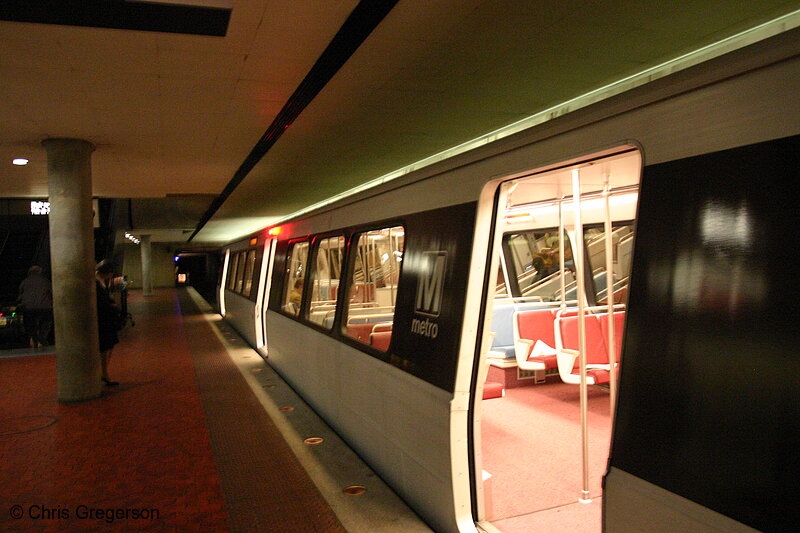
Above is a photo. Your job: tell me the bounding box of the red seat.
[350,283,376,303]
[346,322,376,343]
[369,331,392,351]
[556,311,624,385]
[516,308,557,347]
[372,322,393,333]
[559,314,607,367]
[513,308,560,369]
[586,368,610,384]
[598,311,625,362]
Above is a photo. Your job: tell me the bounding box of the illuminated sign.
[268,226,282,236]
[30,201,50,215]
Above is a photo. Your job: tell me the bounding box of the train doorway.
[473,148,641,532]
[219,249,230,316]
[255,237,277,356]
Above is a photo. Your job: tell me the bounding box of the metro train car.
[217,27,800,533]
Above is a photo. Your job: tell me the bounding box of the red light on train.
[268,226,282,236]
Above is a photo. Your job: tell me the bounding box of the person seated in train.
[288,278,303,314]
[531,249,557,280]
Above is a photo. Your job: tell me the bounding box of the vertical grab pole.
[603,177,618,418]
[572,168,591,503]
[369,234,375,300]
[327,242,331,302]
[389,228,396,305]
[558,197,566,309]
[337,238,343,299]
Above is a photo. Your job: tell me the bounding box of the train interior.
[282,227,404,349]
[476,148,641,532]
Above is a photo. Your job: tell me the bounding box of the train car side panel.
[266,310,459,532]
[262,203,479,531]
[605,135,800,532]
[223,291,258,346]
[391,202,477,391]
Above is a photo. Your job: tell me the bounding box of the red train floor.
[481,379,612,532]
[0,288,344,532]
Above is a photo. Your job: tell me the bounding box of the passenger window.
[234,252,247,293]
[344,226,404,350]
[282,241,309,315]
[228,252,240,290]
[307,236,345,328]
[242,249,257,297]
[583,223,634,304]
[505,230,574,302]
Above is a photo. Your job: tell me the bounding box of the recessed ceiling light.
[12,158,28,166]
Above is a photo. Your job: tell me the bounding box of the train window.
[343,226,404,349]
[504,230,574,301]
[282,241,309,315]
[234,252,247,293]
[227,251,240,291]
[306,236,345,328]
[583,222,634,304]
[242,249,257,297]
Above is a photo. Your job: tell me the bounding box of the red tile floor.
[0,288,344,532]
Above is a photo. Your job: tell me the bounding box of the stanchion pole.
[572,168,591,503]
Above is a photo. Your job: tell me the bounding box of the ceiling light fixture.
[12,158,28,166]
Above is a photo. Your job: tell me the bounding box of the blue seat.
[490,301,545,358]
[489,302,517,358]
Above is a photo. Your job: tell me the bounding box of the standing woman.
[95,260,120,387]
[17,265,54,349]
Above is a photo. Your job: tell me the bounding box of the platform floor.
[0,288,429,532]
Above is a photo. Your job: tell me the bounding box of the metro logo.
[415,251,447,317]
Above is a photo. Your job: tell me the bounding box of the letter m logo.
[415,251,447,317]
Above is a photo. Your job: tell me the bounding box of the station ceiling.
[1,0,799,244]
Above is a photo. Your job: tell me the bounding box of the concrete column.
[43,138,101,402]
[141,234,154,296]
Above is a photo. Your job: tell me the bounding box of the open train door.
[470,147,641,533]
[254,236,278,357]
[218,249,230,316]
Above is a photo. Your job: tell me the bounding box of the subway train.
[217,26,800,533]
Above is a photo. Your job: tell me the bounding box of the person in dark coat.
[17,265,53,349]
[96,260,120,386]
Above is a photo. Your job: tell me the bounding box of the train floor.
[481,378,612,533]
[0,287,429,533]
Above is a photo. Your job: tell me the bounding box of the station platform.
[0,288,431,532]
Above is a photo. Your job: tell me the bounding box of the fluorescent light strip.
[274,9,800,225]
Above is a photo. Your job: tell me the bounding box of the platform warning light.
[174,256,180,262]
[268,226,282,236]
